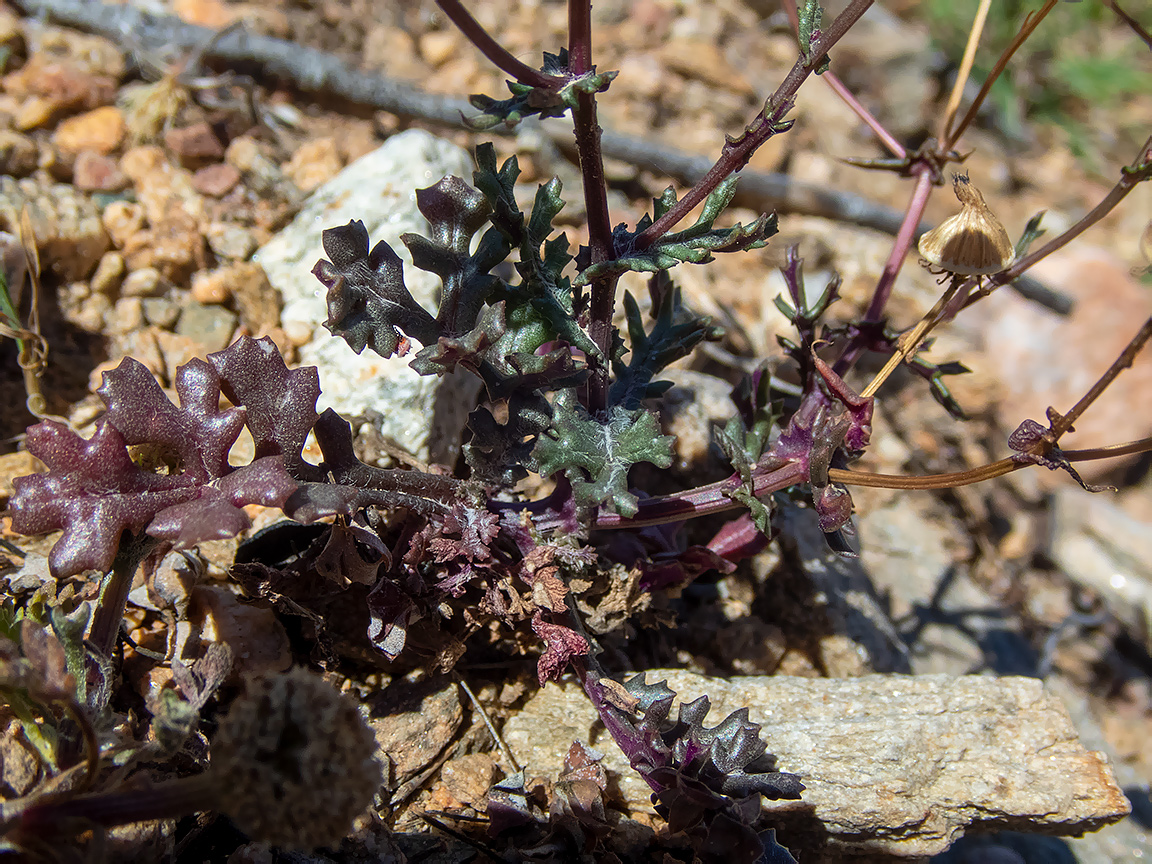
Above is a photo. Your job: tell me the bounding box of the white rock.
[254,129,483,465]
[503,671,1131,858]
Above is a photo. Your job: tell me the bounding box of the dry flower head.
[918,173,1015,276]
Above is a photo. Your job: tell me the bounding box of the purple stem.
[633,0,875,250]
[567,0,617,414]
[435,0,562,89]
[834,168,934,375]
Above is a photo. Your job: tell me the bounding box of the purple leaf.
[207,336,324,481]
[313,220,439,358]
[9,420,198,577]
[532,614,589,684]
[98,355,245,483]
[146,456,297,547]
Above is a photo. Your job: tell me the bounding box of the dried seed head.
[212,668,381,850]
[918,174,1015,276]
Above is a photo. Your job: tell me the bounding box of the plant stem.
[633,0,875,250]
[834,168,934,376]
[567,0,617,414]
[944,0,1058,149]
[16,770,219,832]
[434,0,562,89]
[969,137,1152,306]
[779,0,905,159]
[938,0,993,143]
[87,533,157,662]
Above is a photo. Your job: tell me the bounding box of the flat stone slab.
[502,671,1130,857]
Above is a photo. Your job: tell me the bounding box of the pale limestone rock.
[503,671,1130,858]
[254,129,483,465]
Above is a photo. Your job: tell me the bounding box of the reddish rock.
[191,162,241,198]
[164,120,225,164]
[973,246,1152,482]
[72,150,129,192]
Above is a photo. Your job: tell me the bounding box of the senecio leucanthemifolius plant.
[4,0,1151,860]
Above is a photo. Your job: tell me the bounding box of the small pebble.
[282,319,313,347]
[283,137,342,193]
[52,105,125,154]
[164,120,225,164]
[120,266,163,297]
[204,220,256,259]
[142,296,181,329]
[89,250,125,295]
[190,267,233,304]
[176,301,237,353]
[72,150,129,192]
[192,162,241,198]
[108,296,144,334]
[0,129,38,176]
[101,200,146,247]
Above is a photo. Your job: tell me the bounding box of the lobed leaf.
[531,390,673,518]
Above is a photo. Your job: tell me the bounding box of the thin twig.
[945,0,1058,150]
[453,673,520,773]
[1107,0,1152,51]
[779,0,905,159]
[633,0,876,249]
[939,0,993,143]
[973,135,1152,302]
[434,0,561,89]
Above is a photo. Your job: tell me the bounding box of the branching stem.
[632,0,875,249]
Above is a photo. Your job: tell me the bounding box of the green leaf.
[1013,211,1047,260]
[531,390,673,518]
[468,49,618,131]
[574,178,777,285]
[609,279,721,408]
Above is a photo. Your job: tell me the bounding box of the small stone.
[204,220,256,259]
[176,301,237,353]
[12,95,56,132]
[52,105,125,154]
[227,262,281,334]
[107,296,144,334]
[153,329,204,384]
[101,200,146,247]
[120,144,205,226]
[66,292,111,332]
[121,209,206,281]
[120,266,163,298]
[164,120,225,165]
[142,296,181,329]
[439,753,497,809]
[282,319,312,347]
[418,29,461,68]
[4,53,118,130]
[72,150,129,192]
[368,677,463,782]
[225,136,294,200]
[190,267,233,304]
[0,129,38,176]
[191,162,241,198]
[282,137,342,193]
[0,174,109,280]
